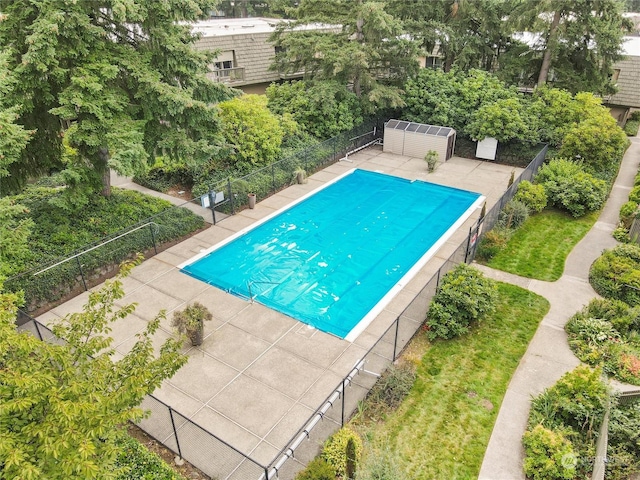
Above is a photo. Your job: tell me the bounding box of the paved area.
[38,146,520,479]
[478,135,640,480]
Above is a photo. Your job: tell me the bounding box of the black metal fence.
[13,142,549,480]
[204,118,385,218]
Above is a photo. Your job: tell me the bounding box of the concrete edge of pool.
[178,168,485,342]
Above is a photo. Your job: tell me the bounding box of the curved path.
[478,135,640,480]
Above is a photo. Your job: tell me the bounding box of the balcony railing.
[207,66,245,83]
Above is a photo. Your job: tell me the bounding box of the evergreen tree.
[0,0,235,197]
[510,0,630,94]
[271,0,419,112]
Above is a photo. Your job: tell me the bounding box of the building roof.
[190,17,333,38]
[622,36,640,57]
[191,17,283,37]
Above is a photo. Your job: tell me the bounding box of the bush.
[114,434,185,480]
[589,244,640,305]
[522,425,576,480]
[619,201,639,229]
[425,264,498,340]
[624,120,640,137]
[557,116,628,177]
[613,226,630,243]
[565,315,620,365]
[322,427,363,478]
[535,158,608,217]
[498,199,529,229]
[295,457,335,480]
[529,365,609,434]
[475,227,511,261]
[607,399,640,480]
[514,180,547,213]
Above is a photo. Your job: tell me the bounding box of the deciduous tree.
[0,259,187,479]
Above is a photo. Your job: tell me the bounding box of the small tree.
[0,259,187,479]
[218,94,286,173]
[558,116,628,176]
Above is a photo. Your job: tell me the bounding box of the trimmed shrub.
[589,244,640,305]
[514,180,547,213]
[613,226,630,243]
[322,427,363,478]
[425,264,498,340]
[295,457,335,480]
[522,425,576,480]
[535,158,607,217]
[498,199,529,229]
[624,120,640,137]
[619,201,639,229]
[475,227,511,261]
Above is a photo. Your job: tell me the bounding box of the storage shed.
[383,119,456,161]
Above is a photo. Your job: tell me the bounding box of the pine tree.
[0,0,235,197]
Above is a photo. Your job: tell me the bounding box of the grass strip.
[354,282,549,479]
[485,209,597,281]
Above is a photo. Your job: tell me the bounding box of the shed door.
[446,133,455,160]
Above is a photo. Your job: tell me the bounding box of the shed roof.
[386,119,454,137]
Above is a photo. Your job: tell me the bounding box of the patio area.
[37,145,521,479]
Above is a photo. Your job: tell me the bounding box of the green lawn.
[354,283,549,479]
[483,209,598,281]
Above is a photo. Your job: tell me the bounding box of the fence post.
[76,256,88,291]
[272,164,276,194]
[148,223,158,254]
[392,317,400,361]
[208,189,217,225]
[227,178,235,215]
[168,407,183,459]
[341,379,346,426]
[33,319,44,341]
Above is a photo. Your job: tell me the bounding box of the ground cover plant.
[2,185,204,310]
[482,209,598,281]
[350,282,549,479]
[566,298,640,385]
[114,434,185,480]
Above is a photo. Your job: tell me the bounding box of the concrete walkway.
[478,135,640,480]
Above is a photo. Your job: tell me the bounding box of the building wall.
[194,31,283,87]
[606,56,640,110]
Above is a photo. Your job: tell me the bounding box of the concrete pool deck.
[37,146,522,479]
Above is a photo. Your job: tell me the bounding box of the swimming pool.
[180,169,483,341]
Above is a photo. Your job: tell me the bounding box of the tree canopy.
[0,259,187,479]
[508,0,630,94]
[0,0,235,197]
[271,0,419,112]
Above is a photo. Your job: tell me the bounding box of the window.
[612,68,621,83]
[425,56,443,70]
[210,50,235,74]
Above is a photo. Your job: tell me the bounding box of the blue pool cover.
[181,169,481,339]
